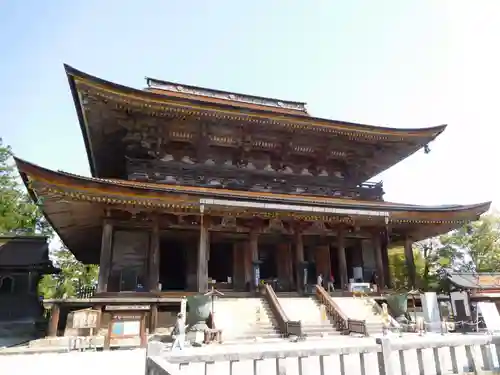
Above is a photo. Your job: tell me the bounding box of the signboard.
[475,275,500,287]
[349,283,371,293]
[420,292,441,332]
[110,317,142,337]
[105,305,150,311]
[104,309,148,350]
[72,308,100,329]
[478,302,500,332]
[253,264,260,287]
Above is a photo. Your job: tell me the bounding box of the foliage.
[388,214,500,292]
[439,215,500,273]
[38,247,99,299]
[0,138,51,235]
[0,137,98,298]
[388,247,425,290]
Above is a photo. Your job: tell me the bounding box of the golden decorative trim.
[74,78,442,141]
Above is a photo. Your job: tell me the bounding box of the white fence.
[146,334,500,375]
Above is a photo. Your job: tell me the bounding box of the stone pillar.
[337,228,348,290]
[148,219,160,292]
[404,236,416,289]
[47,303,60,337]
[197,219,210,293]
[294,231,305,292]
[97,221,113,293]
[372,231,386,290]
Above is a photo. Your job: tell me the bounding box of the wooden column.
[47,303,60,337]
[277,243,291,290]
[315,245,331,281]
[294,231,305,292]
[337,228,348,290]
[286,244,294,290]
[232,242,245,290]
[149,304,158,333]
[249,231,259,262]
[97,220,113,293]
[404,236,416,289]
[244,241,252,287]
[148,219,160,292]
[249,231,259,290]
[197,218,209,293]
[372,231,386,290]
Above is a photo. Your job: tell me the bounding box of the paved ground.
[0,349,147,375]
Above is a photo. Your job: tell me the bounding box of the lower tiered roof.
[15,157,490,263]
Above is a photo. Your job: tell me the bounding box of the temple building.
[0,235,57,344]
[16,65,490,304]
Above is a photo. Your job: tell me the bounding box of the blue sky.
[0,1,498,208]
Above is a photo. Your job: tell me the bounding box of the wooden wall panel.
[109,230,150,292]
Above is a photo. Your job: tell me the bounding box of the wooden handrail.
[315,284,367,336]
[260,284,302,337]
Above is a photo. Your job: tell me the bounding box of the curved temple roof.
[15,157,490,262]
[65,64,447,179]
[16,157,490,216]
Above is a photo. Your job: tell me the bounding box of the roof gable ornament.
[145,78,308,113]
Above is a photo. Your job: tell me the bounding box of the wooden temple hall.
[16,65,490,297]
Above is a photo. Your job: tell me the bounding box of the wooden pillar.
[294,231,305,292]
[149,304,158,333]
[337,228,348,290]
[197,218,209,293]
[277,243,291,290]
[148,219,160,292]
[249,231,259,290]
[372,231,386,290]
[97,220,113,293]
[286,244,294,290]
[315,245,331,281]
[47,303,60,337]
[232,242,246,290]
[404,236,416,289]
[244,241,252,286]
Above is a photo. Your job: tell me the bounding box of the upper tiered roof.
[65,65,446,181]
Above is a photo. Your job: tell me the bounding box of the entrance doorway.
[208,242,233,283]
[259,245,278,280]
[159,240,187,290]
[330,246,341,289]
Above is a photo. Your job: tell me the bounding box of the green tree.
[0,138,51,235]
[388,215,500,292]
[439,215,500,273]
[0,138,98,298]
[39,247,99,299]
[388,246,426,290]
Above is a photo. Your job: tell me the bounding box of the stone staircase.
[212,298,281,341]
[331,296,386,335]
[277,296,339,337]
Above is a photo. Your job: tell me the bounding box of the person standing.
[327,273,335,292]
[171,313,188,351]
[317,273,323,288]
